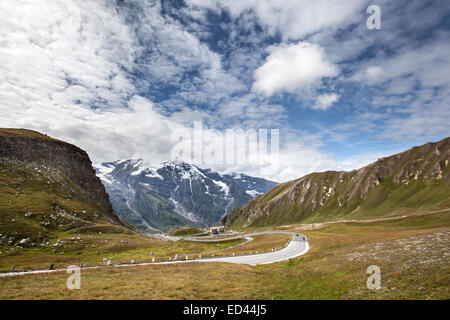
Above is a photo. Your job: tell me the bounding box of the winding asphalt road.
[194,233,309,265]
[0,232,309,277]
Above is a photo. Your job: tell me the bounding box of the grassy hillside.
[222,137,450,228]
[1,211,448,299]
[0,129,132,253]
[169,227,205,236]
[0,157,129,246]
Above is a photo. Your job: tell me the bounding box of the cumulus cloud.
[313,93,340,111]
[252,42,339,96]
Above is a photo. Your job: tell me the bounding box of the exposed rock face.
[0,129,123,226]
[95,160,277,233]
[222,137,450,228]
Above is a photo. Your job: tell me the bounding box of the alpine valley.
[94,160,277,232]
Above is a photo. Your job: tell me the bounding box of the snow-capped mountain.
[94,160,277,233]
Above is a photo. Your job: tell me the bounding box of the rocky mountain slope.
[95,160,277,232]
[222,137,450,228]
[0,129,129,248]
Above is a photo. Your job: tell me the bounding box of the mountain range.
[94,160,277,232]
[2,127,448,240]
[222,137,450,228]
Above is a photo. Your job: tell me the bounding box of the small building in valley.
[210,226,225,234]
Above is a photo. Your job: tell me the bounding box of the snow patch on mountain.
[145,169,164,180]
[95,163,115,184]
[212,180,230,196]
[246,190,262,197]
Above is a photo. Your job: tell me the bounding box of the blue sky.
[0,0,449,181]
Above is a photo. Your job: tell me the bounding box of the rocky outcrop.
[0,129,123,226]
[222,137,450,228]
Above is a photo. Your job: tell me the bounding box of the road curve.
[194,233,309,265]
[0,233,309,278]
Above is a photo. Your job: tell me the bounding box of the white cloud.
[366,43,450,88]
[210,130,386,182]
[123,1,247,111]
[253,42,339,96]
[0,0,137,112]
[0,0,175,162]
[364,66,383,83]
[186,0,367,40]
[313,93,340,111]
